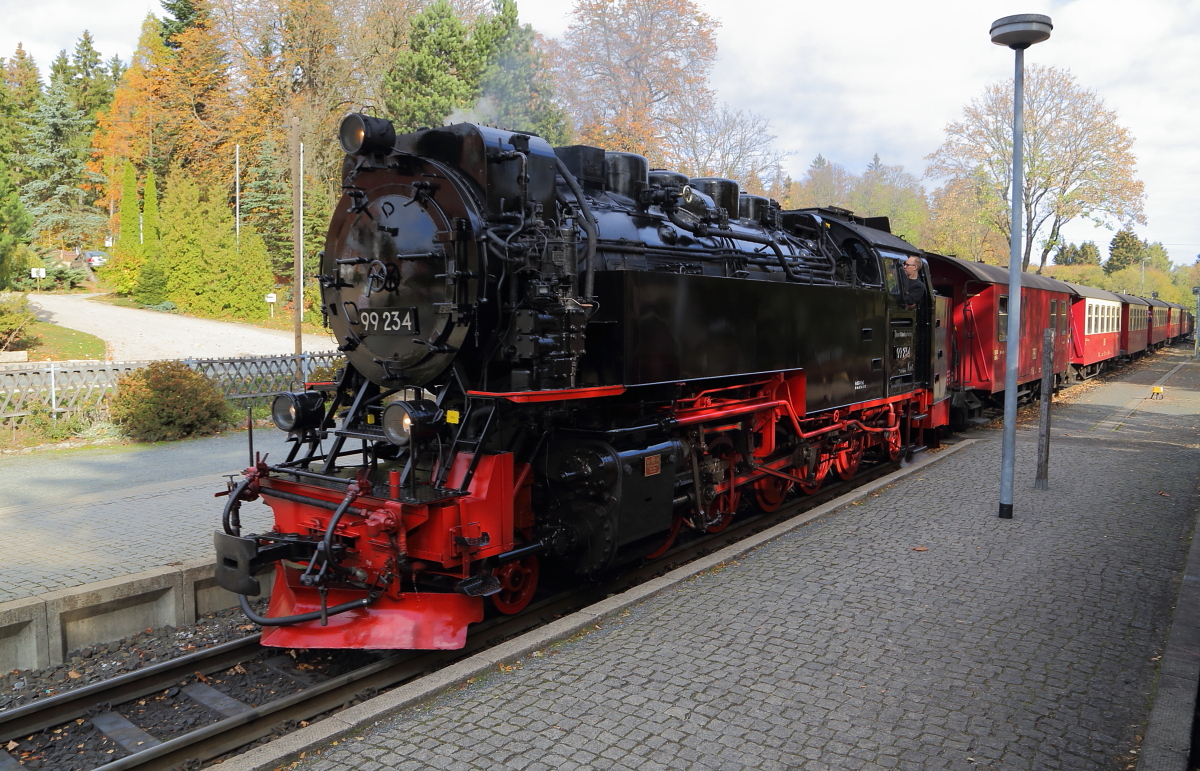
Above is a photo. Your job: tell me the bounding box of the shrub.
[110,360,230,442]
[0,292,37,351]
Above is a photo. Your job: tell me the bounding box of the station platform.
[226,347,1200,771]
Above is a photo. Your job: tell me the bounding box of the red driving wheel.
[491,555,539,614]
[753,474,792,512]
[834,434,865,481]
[796,451,833,495]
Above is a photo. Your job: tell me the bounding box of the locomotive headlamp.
[272,391,326,432]
[382,400,440,446]
[338,113,396,156]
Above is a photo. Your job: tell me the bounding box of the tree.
[105,160,142,294]
[161,0,202,47]
[133,168,165,304]
[68,32,118,121]
[0,159,33,288]
[926,65,1145,274]
[240,135,292,276]
[790,155,852,209]
[668,97,784,188]
[5,44,43,113]
[160,174,274,319]
[1105,229,1145,275]
[552,0,718,164]
[477,6,570,144]
[1055,241,1100,266]
[383,0,486,131]
[921,175,1008,263]
[846,155,928,243]
[19,77,106,250]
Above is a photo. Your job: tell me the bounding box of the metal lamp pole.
[1141,258,1150,296]
[991,14,1053,520]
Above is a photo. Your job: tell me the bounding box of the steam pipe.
[554,157,598,299]
[665,207,804,282]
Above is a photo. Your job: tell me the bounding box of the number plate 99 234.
[360,307,420,335]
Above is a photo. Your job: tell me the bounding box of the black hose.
[239,593,371,626]
[322,491,359,572]
[554,157,598,299]
[222,478,252,537]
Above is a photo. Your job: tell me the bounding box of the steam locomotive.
[213,113,956,650]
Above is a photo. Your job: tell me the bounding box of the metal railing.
[0,352,343,425]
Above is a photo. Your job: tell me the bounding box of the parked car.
[83,250,110,266]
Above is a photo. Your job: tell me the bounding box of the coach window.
[1061,302,1069,334]
[998,295,1009,342]
[1086,304,1092,335]
[1049,300,1057,333]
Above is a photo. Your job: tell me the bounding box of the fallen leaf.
[195,672,210,683]
[1158,491,1171,497]
[911,546,928,552]
[5,741,17,751]
[67,670,81,679]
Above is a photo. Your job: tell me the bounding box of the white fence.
[0,352,343,425]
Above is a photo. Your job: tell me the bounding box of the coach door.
[880,251,918,396]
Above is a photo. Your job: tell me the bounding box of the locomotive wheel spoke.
[753,474,792,512]
[834,435,865,481]
[796,453,832,495]
[491,555,539,615]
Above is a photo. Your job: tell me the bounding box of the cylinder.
[648,170,689,189]
[688,178,739,215]
[739,194,770,224]
[604,152,649,200]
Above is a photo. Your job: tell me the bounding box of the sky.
[4,0,1199,265]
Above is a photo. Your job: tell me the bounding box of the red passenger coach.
[925,255,1072,400]
[1146,298,1169,348]
[1113,293,1150,357]
[1063,283,1122,380]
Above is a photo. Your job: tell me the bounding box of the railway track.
[0,454,909,771]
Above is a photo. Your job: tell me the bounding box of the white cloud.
[6,0,1198,263]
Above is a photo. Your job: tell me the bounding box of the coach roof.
[926,253,1072,293]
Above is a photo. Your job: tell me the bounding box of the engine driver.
[901,255,927,309]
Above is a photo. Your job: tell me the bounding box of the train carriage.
[1146,298,1170,348]
[1063,283,1122,380]
[924,255,1072,403]
[1113,293,1150,357]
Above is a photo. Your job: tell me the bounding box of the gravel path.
[29,293,333,360]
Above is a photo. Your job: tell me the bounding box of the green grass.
[25,321,107,361]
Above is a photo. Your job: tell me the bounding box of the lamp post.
[1141,258,1150,296]
[991,13,1053,520]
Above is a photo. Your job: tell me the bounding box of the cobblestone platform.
[273,348,1200,771]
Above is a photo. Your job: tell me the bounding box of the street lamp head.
[990,14,1053,49]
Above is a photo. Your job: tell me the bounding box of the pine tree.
[5,44,43,113]
[383,0,485,131]
[161,173,205,308]
[1106,229,1146,275]
[161,0,201,47]
[142,169,160,259]
[0,159,33,288]
[477,1,570,144]
[1078,242,1101,265]
[105,160,142,293]
[19,77,106,250]
[48,51,72,89]
[134,169,166,304]
[69,32,116,121]
[240,135,291,276]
